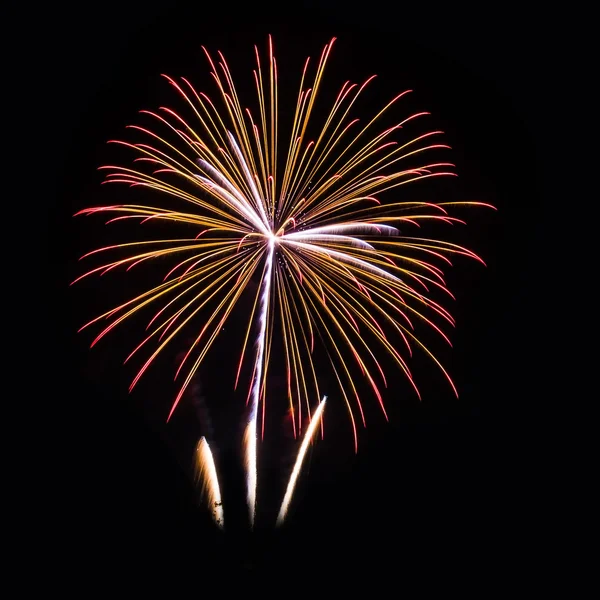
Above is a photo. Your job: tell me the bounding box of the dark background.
[18,0,561,592]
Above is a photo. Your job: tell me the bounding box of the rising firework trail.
[277,397,327,526]
[195,437,224,528]
[246,237,274,527]
[74,36,494,525]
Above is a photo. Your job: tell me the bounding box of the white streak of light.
[245,240,275,527]
[276,397,327,526]
[287,222,398,236]
[284,233,375,250]
[195,437,224,528]
[227,132,271,230]
[195,172,267,235]
[196,158,265,230]
[282,238,402,282]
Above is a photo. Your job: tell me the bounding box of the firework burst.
[74,37,494,526]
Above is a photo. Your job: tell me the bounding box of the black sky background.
[18,0,563,592]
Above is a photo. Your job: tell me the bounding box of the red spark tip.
[466,202,497,210]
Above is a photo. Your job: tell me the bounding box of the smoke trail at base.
[277,397,327,526]
[245,240,275,527]
[195,437,224,528]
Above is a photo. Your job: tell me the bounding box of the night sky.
[29,0,557,592]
